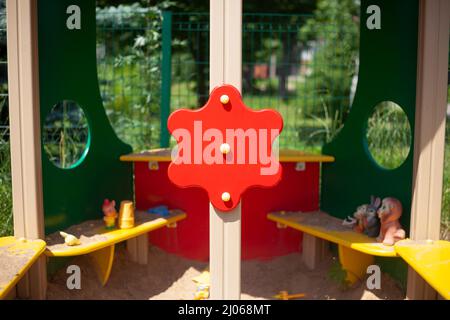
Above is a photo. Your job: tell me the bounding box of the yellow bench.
[395,239,450,299]
[45,210,186,285]
[268,211,397,284]
[0,237,46,299]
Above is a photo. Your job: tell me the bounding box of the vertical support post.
[209,0,242,300]
[160,11,172,148]
[301,234,329,270]
[6,0,46,299]
[408,0,449,300]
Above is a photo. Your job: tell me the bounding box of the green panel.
[38,0,133,234]
[321,0,419,232]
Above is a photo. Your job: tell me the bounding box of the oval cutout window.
[43,100,89,169]
[366,101,411,169]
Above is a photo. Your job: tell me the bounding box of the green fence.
[0,4,12,237]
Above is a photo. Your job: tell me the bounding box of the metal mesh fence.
[0,3,12,237]
[95,11,359,151]
[442,36,450,240]
[96,6,163,150]
[166,12,358,151]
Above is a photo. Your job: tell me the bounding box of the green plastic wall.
[38,0,133,234]
[321,0,419,233]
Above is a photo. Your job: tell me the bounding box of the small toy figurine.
[59,231,81,246]
[352,204,368,233]
[377,197,406,246]
[364,196,381,238]
[344,196,381,238]
[102,199,117,230]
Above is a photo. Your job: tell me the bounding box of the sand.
[46,245,404,300]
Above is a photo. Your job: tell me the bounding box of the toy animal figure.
[364,196,381,238]
[59,231,81,246]
[377,197,406,246]
[349,196,381,237]
[352,204,368,233]
[102,199,117,229]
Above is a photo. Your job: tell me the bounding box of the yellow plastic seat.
[45,210,186,285]
[395,239,450,300]
[268,211,398,283]
[0,237,46,299]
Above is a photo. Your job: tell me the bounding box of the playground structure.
[0,0,449,300]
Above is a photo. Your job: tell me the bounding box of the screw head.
[220,143,231,154]
[221,192,231,202]
[220,95,230,105]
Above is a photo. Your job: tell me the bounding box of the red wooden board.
[135,161,320,261]
[167,85,283,211]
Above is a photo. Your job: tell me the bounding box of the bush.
[0,130,12,237]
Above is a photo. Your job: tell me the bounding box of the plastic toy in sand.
[59,232,81,246]
[147,205,170,217]
[274,291,306,300]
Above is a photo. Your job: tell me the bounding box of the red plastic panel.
[135,161,320,261]
[167,85,283,211]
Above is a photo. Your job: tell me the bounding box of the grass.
[441,137,450,240]
[366,102,412,169]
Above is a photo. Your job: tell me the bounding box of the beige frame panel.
[209,0,243,300]
[408,0,450,300]
[6,0,46,299]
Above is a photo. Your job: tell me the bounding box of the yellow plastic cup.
[119,200,135,229]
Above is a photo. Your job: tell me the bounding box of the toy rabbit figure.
[364,196,381,238]
[102,199,117,229]
[351,196,381,237]
[377,197,406,246]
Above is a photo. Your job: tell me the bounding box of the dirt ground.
[46,245,405,300]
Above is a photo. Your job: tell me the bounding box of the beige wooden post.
[408,0,450,300]
[209,0,242,300]
[6,0,47,299]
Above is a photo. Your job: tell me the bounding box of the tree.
[300,0,360,125]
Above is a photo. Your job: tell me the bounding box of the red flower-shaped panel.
[167,85,283,211]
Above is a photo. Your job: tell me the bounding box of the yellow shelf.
[120,148,173,162]
[278,149,335,163]
[45,210,186,257]
[395,239,450,300]
[120,148,335,163]
[267,211,397,257]
[0,237,46,299]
